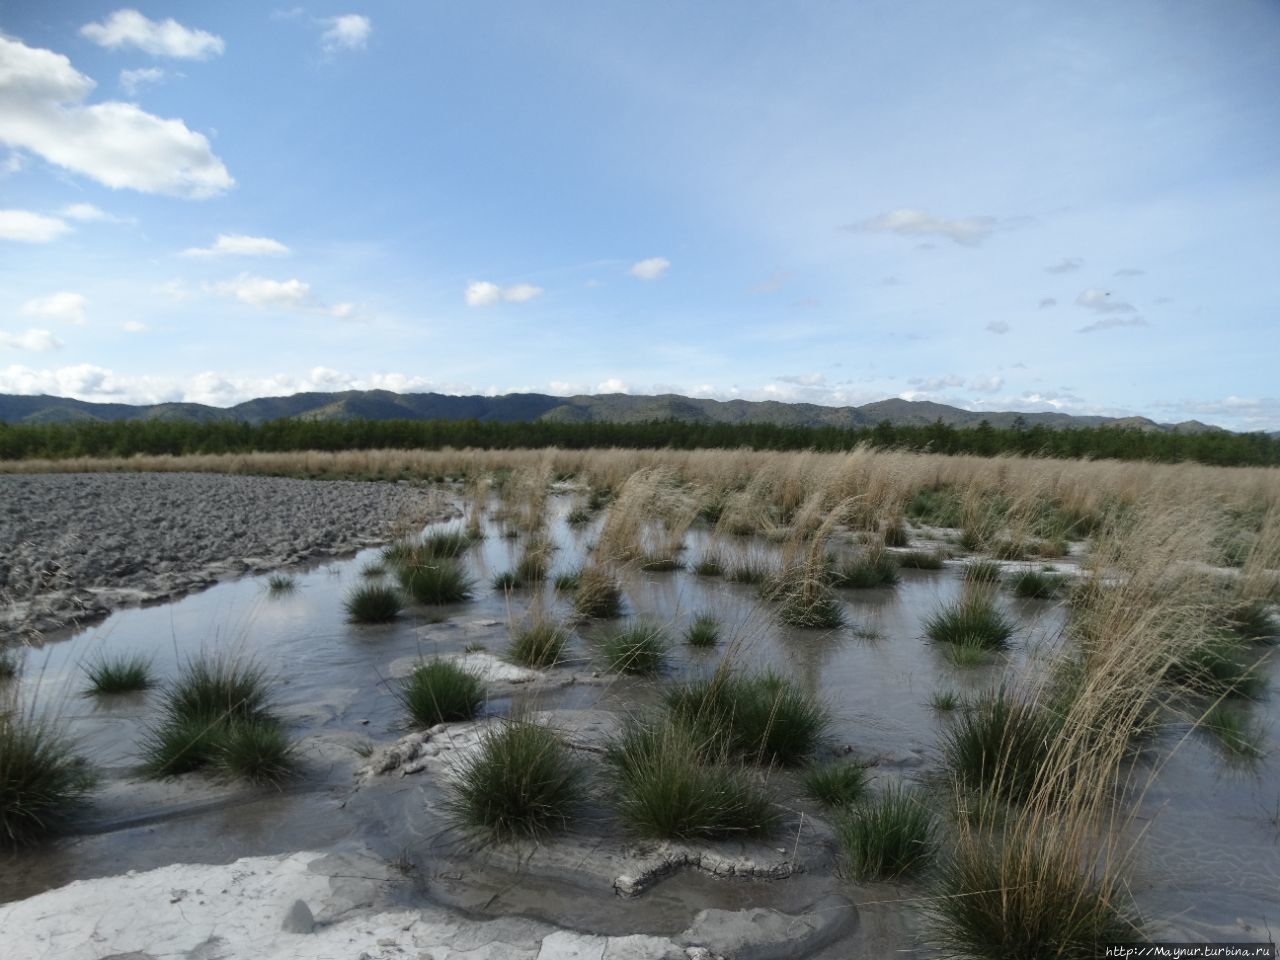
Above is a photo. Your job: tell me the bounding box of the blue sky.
[1,2,1278,429]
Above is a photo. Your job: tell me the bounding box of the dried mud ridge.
[0,471,446,638]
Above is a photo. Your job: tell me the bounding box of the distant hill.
[0,389,1231,434]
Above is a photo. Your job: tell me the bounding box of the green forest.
[1,416,1277,466]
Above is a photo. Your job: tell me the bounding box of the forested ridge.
[1,416,1276,466]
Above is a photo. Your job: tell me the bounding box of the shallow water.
[2,492,1277,950]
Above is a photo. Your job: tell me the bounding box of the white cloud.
[0,36,233,198]
[81,10,224,59]
[1075,288,1136,314]
[182,234,291,258]
[211,275,310,310]
[906,373,1003,393]
[2,151,23,175]
[986,320,1010,335]
[1045,257,1082,274]
[1114,268,1145,278]
[321,15,372,52]
[60,202,111,222]
[775,372,826,386]
[22,292,88,325]
[502,283,544,303]
[464,280,544,306]
[0,329,61,351]
[465,281,501,307]
[629,257,670,280]
[908,374,966,391]
[1160,396,1280,432]
[596,378,630,393]
[121,320,147,332]
[969,375,1004,393]
[119,66,166,95]
[155,278,191,302]
[853,209,998,246]
[0,208,70,242]
[1078,316,1148,334]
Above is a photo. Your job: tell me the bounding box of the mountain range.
[0,390,1229,434]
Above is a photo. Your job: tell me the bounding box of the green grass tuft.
[83,653,153,695]
[684,614,721,648]
[941,687,1059,807]
[801,761,870,808]
[447,720,585,842]
[344,583,403,623]
[963,560,1003,585]
[776,585,846,629]
[398,659,486,726]
[0,713,95,847]
[899,549,946,570]
[602,621,670,675]
[605,718,778,840]
[837,784,936,880]
[213,719,296,785]
[266,573,296,593]
[925,591,1015,650]
[1200,701,1265,760]
[399,559,474,605]
[929,688,960,711]
[927,835,1139,959]
[664,670,829,766]
[552,569,581,591]
[508,622,569,668]
[830,552,900,588]
[1012,569,1065,599]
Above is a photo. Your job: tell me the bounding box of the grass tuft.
[664,670,829,766]
[1012,569,1065,599]
[928,834,1139,959]
[692,552,725,576]
[1200,701,1265,760]
[344,583,403,623]
[929,688,960,711]
[963,560,1003,585]
[400,559,474,605]
[447,720,585,842]
[573,566,623,619]
[602,621,670,675]
[837,784,936,880]
[830,552,900,589]
[0,713,95,847]
[684,614,721,648]
[801,761,870,808]
[508,621,569,668]
[398,659,486,726]
[266,573,296,593]
[941,687,1059,807]
[213,719,296,785]
[925,590,1015,650]
[899,549,946,570]
[605,718,778,839]
[83,653,153,695]
[776,585,846,629]
[552,569,581,591]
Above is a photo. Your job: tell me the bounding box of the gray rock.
[281,898,314,934]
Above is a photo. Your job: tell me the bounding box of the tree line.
[0,416,1276,467]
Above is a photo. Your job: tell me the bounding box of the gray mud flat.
[1,472,445,636]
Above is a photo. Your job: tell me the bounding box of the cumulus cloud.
[596,378,630,393]
[321,15,372,52]
[908,374,966,391]
[1078,316,1148,334]
[464,280,544,306]
[119,66,165,95]
[0,36,233,198]
[1075,288,1136,314]
[970,375,1004,393]
[81,10,224,59]
[210,275,309,310]
[851,208,999,246]
[629,257,670,280]
[986,320,1010,334]
[0,209,70,242]
[207,274,362,319]
[22,292,88,325]
[1045,257,1082,274]
[0,329,61,351]
[0,364,448,406]
[1160,396,1280,431]
[182,234,290,257]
